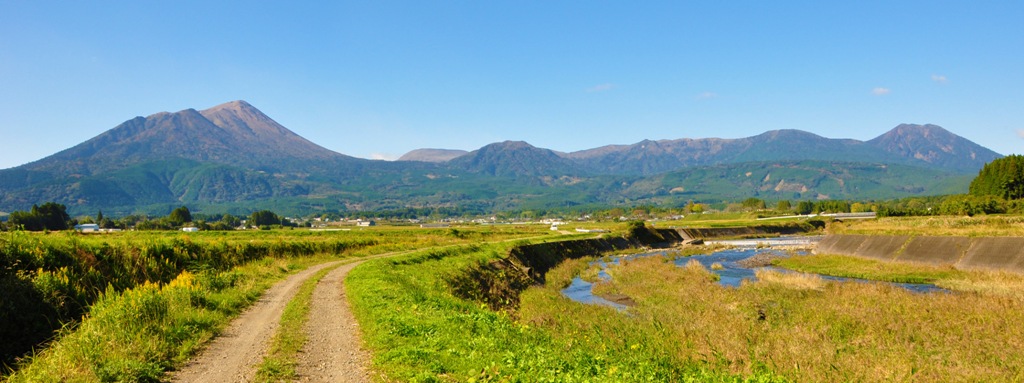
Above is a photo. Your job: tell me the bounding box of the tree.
[34,202,70,230]
[776,200,792,211]
[249,210,281,227]
[795,201,814,215]
[168,206,193,226]
[970,155,1024,200]
[8,211,43,231]
[741,197,766,211]
[8,202,69,231]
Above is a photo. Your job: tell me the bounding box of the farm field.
[6,217,1024,382]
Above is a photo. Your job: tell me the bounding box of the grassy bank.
[569,256,1024,382]
[775,253,967,284]
[777,252,1024,301]
[5,256,320,382]
[829,215,1024,237]
[347,240,779,382]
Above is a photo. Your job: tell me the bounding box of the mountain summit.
[867,124,997,172]
[0,101,358,210]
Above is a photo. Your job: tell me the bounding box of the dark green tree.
[970,155,1024,200]
[34,202,70,230]
[776,200,792,211]
[8,202,70,231]
[795,201,815,215]
[167,206,192,226]
[8,211,43,231]
[741,197,766,210]
[249,210,281,227]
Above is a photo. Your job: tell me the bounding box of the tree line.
[1,205,299,232]
[4,155,1024,229]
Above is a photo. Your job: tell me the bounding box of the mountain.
[447,141,585,178]
[15,100,351,176]
[0,101,1001,216]
[0,101,370,213]
[398,149,468,163]
[562,127,999,176]
[866,124,999,173]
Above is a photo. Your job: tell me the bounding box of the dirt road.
[294,261,371,382]
[170,260,369,382]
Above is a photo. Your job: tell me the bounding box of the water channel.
[562,236,946,310]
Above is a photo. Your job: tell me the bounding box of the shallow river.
[562,237,945,310]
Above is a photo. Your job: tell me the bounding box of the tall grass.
[1,226,545,379]
[830,215,1024,237]
[348,241,781,382]
[777,252,1024,301]
[774,253,966,284]
[562,256,1024,382]
[5,257,313,382]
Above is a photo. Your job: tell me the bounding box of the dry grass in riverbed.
[529,256,1024,382]
[753,269,824,290]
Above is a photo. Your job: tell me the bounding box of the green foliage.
[348,242,771,382]
[970,154,1024,200]
[0,231,379,368]
[249,210,281,227]
[8,202,70,231]
[775,200,791,211]
[742,197,766,210]
[795,201,814,215]
[6,257,311,382]
[2,226,544,377]
[167,206,193,226]
[814,200,850,214]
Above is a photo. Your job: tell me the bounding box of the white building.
[74,223,100,232]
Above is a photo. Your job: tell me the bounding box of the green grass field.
[1,225,547,381]
[7,218,1024,382]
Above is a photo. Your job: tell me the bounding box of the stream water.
[561,237,946,310]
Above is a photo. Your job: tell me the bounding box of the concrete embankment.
[674,223,819,241]
[816,234,1024,273]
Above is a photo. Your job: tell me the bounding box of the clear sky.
[1,1,1022,169]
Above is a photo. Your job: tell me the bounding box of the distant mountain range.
[0,101,1001,216]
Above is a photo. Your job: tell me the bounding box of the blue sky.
[1,1,1022,169]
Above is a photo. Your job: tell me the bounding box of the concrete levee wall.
[816,234,1024,273]
[897,236,971,265]
[674,224,813,241]
[960,238,1024,272]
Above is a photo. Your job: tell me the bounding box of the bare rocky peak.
[197,100,340,159]
[867,124,1001,171]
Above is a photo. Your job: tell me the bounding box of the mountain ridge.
[0,101,1002,215]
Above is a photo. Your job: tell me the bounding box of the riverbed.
[562,237,946,310]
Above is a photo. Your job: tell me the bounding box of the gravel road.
[169,260,370,382]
